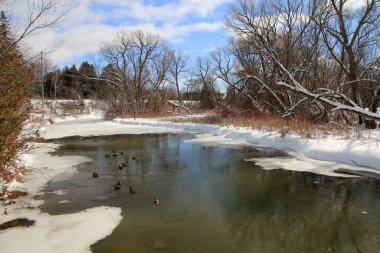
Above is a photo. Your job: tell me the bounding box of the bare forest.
[33,0,380,126]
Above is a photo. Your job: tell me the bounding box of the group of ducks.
[92,150,159,205]
[105,150,136,160]
[113,180,136,193]
[105,150,123,158]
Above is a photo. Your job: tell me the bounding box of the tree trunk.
[366,85,380,129]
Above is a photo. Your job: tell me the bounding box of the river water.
[39,133,380,253]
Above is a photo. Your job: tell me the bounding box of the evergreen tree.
[0,10,12,44]
[200,84,214,109]
[59,65,79,99]
[44,70,61,99]
[78,61,98,98]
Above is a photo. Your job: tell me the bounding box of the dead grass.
[8,190,28,199]
[120,111,166,118]
[172,110,348,138]
[120,104,195,119]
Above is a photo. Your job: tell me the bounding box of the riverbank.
[40,115,380,177]
[0,142,123,253]
[1,107,380,252]
[34,100,380,176]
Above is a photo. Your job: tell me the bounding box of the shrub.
[0,12,34,186]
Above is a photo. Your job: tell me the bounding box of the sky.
[4,0,234,67]
[3,0,368,68]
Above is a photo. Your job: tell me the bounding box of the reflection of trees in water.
[221,169,380,253]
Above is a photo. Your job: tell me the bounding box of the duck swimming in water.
[129,186,136,194]
[154,197,160,205]
[114,180,121,190]
[92,172,99,178]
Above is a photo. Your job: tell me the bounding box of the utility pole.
[40,51,44,108]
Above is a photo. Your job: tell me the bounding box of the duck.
[154,197,160,205]
[114,184,121,190]
[118,165,123,170]
[132,157,136,160]
[120,151,124,155]
[122,162,127,167]
[129,186,136,194]
[105,154,110,158]
[116,180,122,186]
[92,172,99,178]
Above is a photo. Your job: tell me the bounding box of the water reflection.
[222,169,380,252]
[39,134,380,253]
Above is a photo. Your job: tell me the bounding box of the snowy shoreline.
[35,99,380,176]
[109,117,380,171]
[0,143,123,253]
[40,115,380,177]
[1,112,380,253]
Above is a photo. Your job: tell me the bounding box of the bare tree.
[182,77,201,109]
[226,0,380,124]
[98,30,172,118]
[312,0,380,123]
[0,0,71,60]
[168,50,188,103]
[211,46,269,111]
[31,53,56,97]
[226,0,318,116]
[194,57,219,109]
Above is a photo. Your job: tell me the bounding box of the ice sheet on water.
[185,133,253,148]
[245,152,380,178]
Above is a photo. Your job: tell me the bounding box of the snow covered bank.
[111,119,380,179]
[2,111,379,252]
[0,206,122,253]
[0,143,123,253]
[40,116,380,177]
[41,119,183,139]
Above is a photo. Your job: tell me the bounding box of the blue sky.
[7,0,233,67]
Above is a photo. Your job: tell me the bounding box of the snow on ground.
[110,118,380,176]
[2,101,380,253]
[0,206,122,253]
[40,115,380,177]
[0,143,122,253]
[41,119,183,139]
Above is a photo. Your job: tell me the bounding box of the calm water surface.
[39,134,380,253]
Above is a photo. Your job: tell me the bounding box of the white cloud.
[160,21,223,41]
[40,25,117,63]
[345,0,367,10]
[4,0,230,64]
[64,0,104,27]
[91,0,232,22]
[25,20,224,64]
